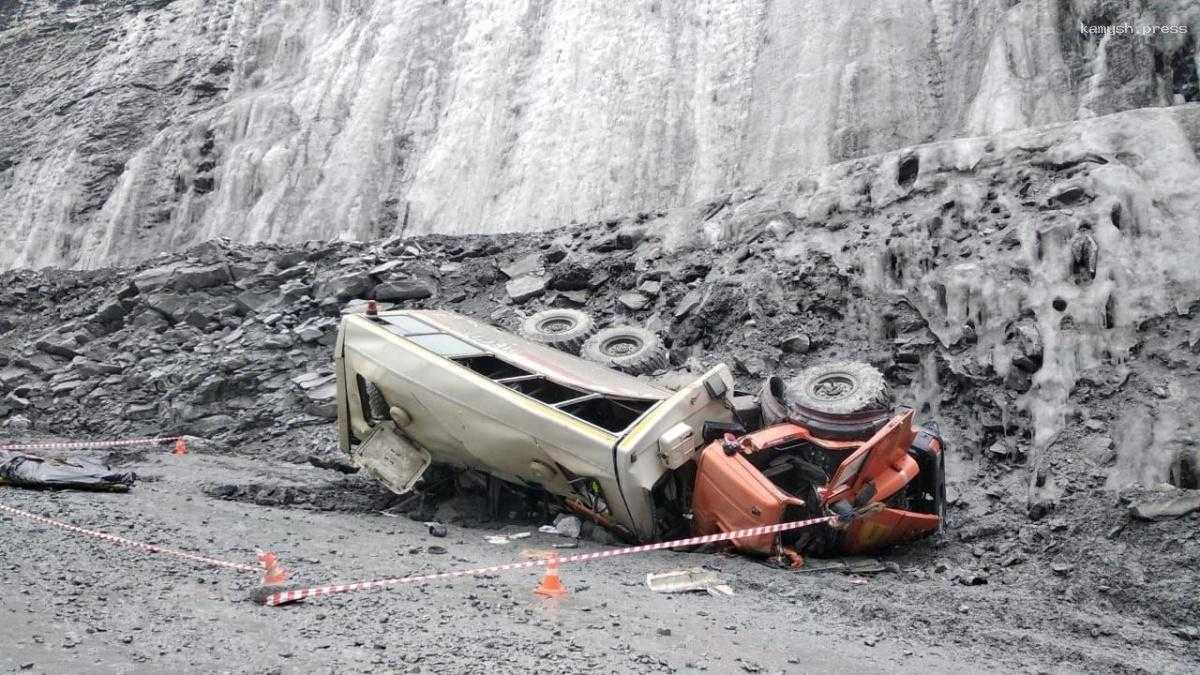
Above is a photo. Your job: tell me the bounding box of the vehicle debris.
[336,309,946,561]
[0,451,136,492]
[645,568,733,596]
[484,532,531,545]
[791,557,892,575]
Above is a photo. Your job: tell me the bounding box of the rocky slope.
[1,0,1198,269]
[2,123,1200,669]
[4,102,1200,501]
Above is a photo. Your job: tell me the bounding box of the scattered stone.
[124,402,158,420]
[1050,563,1074,576]
[169,263,231,291]
[92,298,130,325]
[505,275,547,303]
[35,335,79,358]
[501,254,544,279]
[1172,627,1199,642]
[374,279,434,302]
[591,226,644,252]
[618,292,649,311]
[553,514,582,538]
[303,381,338,419]
[673,288,705,318]
[368,260,405,278]
[638,280,661,296]
[1129,491,1200,520]
[234,289,281,314]
[132,263,183,293]
[559,290,589,305]
[780,333,811,353]
[308,454,358,474]
[317,272,372,302]
[1009,319,1043,372]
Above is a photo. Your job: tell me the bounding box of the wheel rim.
[601,335,643,357]
[808,372,858,402]
[538,317,576,334]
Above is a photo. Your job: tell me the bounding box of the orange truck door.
[691,440,805,554]
[824,410,918,506]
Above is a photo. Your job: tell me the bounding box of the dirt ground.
[0,447,1193,674]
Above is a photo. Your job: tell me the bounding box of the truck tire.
[758,376,789,426]
[581,326,668,374]
[519,309,596,353]
[784,361,894,440]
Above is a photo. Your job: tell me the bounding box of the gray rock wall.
[1,0,1197,269]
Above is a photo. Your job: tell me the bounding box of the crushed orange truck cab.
[692,410,945,558]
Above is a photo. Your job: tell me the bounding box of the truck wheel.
[758,376,789,426]
[581,326,668,374]
[519,309,596,353]
[784,361,894,440]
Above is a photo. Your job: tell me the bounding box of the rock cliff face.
[1,0,1197,269]
[664,102,1200,510]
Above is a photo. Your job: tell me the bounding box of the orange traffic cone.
[257,550,289,586]
[534,556,568,598]
[172,437,188,455]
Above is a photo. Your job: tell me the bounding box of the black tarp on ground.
[0,452,135,491]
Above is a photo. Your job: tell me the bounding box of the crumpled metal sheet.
[645,567,733,596]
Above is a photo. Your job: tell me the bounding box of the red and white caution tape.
[0,502,258,573]
[0,436,182,452]
[0,499,835,606]
[265,514,836,606]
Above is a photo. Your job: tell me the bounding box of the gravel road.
[1,449,1193,674]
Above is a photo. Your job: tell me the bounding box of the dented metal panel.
[353,423,431,495]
